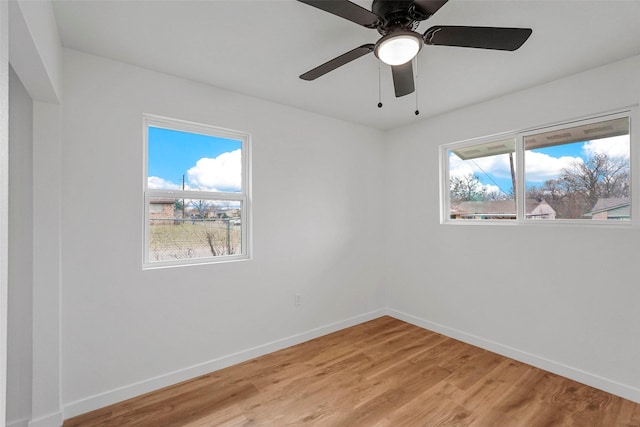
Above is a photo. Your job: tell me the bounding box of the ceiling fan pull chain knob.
[414,57,419,116]
[377,62,383,108]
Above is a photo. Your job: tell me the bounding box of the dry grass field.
[149,220,241,261]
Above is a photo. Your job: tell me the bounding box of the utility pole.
[509,152,517,199]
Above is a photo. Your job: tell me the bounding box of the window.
[442,111,632,224]
[143,115,251,267]
[447,137,517,220]
[523,116,630,221]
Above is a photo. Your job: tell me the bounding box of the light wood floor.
[64,316,640,426]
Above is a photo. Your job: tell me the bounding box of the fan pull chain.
[414,57,420,116]
[377,62,383,108]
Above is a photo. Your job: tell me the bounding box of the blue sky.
[148,126,242,192]
[449,135,630,196]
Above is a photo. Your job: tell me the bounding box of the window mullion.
[516,134,526,221]
[147,189,243,201]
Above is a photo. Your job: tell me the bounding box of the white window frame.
[143,114,252,268]
[440,108,638,226]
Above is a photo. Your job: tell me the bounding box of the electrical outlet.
[294,294,301,306]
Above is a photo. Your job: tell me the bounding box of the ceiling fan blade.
[391,61,415,97]
[412,0,449,18]
[424,26,532,51]
[297,0,380,28]
[300,44,375,81]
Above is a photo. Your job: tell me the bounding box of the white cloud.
[449,153,512,195]
[448,154,475,179]
[448,134,630,188]
[449,153,513,179]
[483,184,501,195]
[583,135,630,159]
[187,149,241,192]
[450,150,582,187]
[524,151,580,183]
[148,176,181,190]
[523,135,629,184]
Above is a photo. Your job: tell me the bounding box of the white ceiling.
[52,0,640,130]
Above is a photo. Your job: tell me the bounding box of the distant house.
[214,208,241,219]
[585,198,630,220]
[149,199,177,224]
[450,199,556,220]
[528,199,557,220]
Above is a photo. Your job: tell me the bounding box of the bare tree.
[205,231,217,256]
[190,200,211,218]
[527,153,630,218]
[450,174,486,201]
[450,173,511,201]
[560,153,629,210]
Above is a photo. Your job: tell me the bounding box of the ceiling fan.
[297,0,532,98]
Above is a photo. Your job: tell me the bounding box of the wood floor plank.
[372,380,475,427]
[440,349,502,391]
[63,316,640,427]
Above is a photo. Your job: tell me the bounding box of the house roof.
[450,199,552,216]
[590,197,630,213]
[586,197,630,218]
[451,200,516,215]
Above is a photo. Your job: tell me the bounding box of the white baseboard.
[386,308,640,404]
[27,411,63,427]
[63,309,386,420]
[7,418,29,427]
[7,412,63,427]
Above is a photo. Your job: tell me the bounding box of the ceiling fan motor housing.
[372,0,419,34]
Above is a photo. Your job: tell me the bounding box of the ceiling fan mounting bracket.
[372,0,420,35]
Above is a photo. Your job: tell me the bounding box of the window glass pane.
[148,197,242,262]
[147,126,242,192]
[448,138,517,220]
[524,117,630,220]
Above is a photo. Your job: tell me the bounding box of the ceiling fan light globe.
[375,33,422,66]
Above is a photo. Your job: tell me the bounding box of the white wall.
[8,0,62,103]
[385,54,640,402]
[1,2,9,424]
[60,49,386,417]
[31,101,62,427]
[7,66,33,427]
[7,2,64,426]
